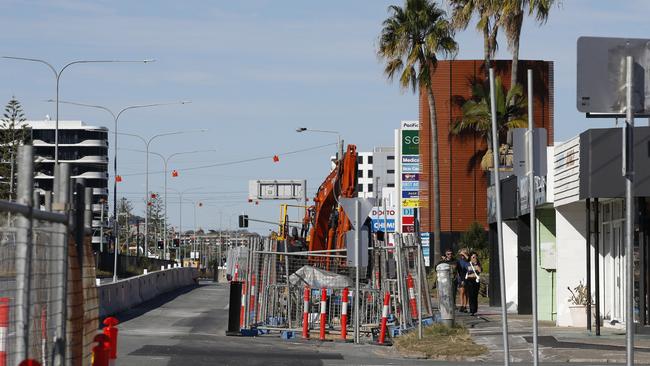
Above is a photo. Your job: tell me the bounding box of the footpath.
[459,306,650,363]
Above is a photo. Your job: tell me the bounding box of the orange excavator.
[303,144,358,257]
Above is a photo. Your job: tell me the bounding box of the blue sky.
[0,0,648,233]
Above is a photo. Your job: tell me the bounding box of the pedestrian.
[457,249,469,312]
[464,251,482,316]
[438,248,458,305]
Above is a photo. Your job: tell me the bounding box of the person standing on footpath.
[464,251,482,316]
[457,249,470,312]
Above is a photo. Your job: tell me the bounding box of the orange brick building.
[418,60,554,248]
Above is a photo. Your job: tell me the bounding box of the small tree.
[117,197,134,253]
[460,221,488,252]
[145,192,167,256]
[0,97,30,200]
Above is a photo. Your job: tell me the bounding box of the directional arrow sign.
[338,197,373,229]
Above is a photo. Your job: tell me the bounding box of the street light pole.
[296,127,342,159]
[3,56,154,166]
[116,128,203,257]
[50,99,189,282]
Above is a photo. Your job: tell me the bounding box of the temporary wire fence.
[226,232,432,341]
[0,146,98,366]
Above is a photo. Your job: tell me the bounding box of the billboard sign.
[249,179,306,201]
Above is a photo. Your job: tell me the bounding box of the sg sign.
[402,130,419,155]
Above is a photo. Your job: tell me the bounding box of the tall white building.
[27,120,109,250]
[356,147,396,200]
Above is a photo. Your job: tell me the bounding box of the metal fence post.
[52,163,70,366]
[14,145,34,365]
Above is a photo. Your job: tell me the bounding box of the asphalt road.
[117,281,615,366]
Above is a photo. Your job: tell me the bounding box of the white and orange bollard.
[233,264,239,282]
[248,274,256,324]
[406,274,418,319]
[302,287,310,339]
[319,289,327,341]
[240,282,247,328]
[378,291,390,345]
[340,288,349,341]
[0,297,8,366]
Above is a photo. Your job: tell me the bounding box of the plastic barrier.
[240,283,246,328]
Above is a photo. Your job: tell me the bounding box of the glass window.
[368,170,373,178]
[387,155,395,160]
[387,169,395,174]
[387,183,395,188]
[368,156,373,164]
[357,184,364,192]
[368,184,373,192]
[357,170,363,178]
[357,156,364,164]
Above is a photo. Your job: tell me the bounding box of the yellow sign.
[402,198,420,208]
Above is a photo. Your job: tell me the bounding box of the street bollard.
[0,298,8,366]
[249,274,256,323]
[436,262,455,327]
[143,269,148,275]
[302,287,310,339]
[18,360,40,366]
[240,283,246,328]
[319,289,327,341]
[378,291,390,344]
[102,317,120,360]
[341,288,349,341]
[91,334,111,366]
[406,274,418,319]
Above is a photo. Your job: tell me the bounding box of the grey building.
[356,146,395,200]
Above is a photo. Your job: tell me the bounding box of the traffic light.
[157,240,163,249]
[173,238,180,247]
[238,215,248,228]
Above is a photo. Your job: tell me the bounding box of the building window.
[357,184,364,192]
[357,156,364,164]
[387,155,395,160]
[387,169,395,174]
[387,183,395,188]
[368,156,373,164]
[368,184,373,192]
[357,170,363,178]
[368,170,373,178]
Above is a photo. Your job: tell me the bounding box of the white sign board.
[248,179,306,200]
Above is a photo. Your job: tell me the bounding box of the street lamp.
[117,129,205,257]
[131,149,215,261]
[3,56,154,165]
[48,99,189,282]
[295,127,343,159]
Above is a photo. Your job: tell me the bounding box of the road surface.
[117,281,613,366]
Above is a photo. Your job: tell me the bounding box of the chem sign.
[369,207,396,233]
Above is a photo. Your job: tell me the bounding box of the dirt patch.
[395,324,488,360]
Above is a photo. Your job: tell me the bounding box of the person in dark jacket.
[457,249,470,312]
[464,251,482,316]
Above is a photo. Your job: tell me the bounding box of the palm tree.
[501,0,554,88]
[378,0,457,261]
[449,0,502,73]
[451,76,528,170]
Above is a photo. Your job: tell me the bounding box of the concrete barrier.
[98,267,198,318]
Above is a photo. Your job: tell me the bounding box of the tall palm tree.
[451,76,528,170]
[502,0,554,88]
[449,0,502,73]
[378,0,457,261]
